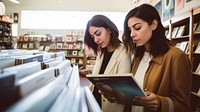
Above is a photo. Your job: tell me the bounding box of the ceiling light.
[9,0,20,4]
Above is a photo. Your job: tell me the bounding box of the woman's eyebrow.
[93,30,99,35]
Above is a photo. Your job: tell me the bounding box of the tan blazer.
[132,46,191,112]
[90,44,131,112]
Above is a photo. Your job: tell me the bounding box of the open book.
[86,73,146,104]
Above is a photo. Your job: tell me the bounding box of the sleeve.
[160,52,192,112]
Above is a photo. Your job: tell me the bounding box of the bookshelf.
[0,20,12,49]
[17,34,86,69]
[163,5,200,112]
[17,35,40,50]
[48,35,86,69]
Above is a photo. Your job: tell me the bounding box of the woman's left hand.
[134,91,161,111]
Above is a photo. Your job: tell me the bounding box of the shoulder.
[164,46,190,63]
[113,44,131,59]
[152,46,189,64]
[116,44,128,53]
[166,46,187,57]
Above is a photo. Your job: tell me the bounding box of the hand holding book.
[86,73,146,105]
[96,82,126,103]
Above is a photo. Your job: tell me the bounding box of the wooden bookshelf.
[17,34,87,69]
[163,5,200,112]
[0,20,13,49]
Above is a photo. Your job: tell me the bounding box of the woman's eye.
[135,27,141,30]
[95,32,101,36]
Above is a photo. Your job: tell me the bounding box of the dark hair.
[122,4,170,57]
[84,15,121,55]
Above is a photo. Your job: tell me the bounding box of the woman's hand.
[99,90,117,103]
[134,91,161,111]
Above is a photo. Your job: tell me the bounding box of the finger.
[98,90,104,94]
[145,105,159,111]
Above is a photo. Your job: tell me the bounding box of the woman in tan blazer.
[84,15,131,112]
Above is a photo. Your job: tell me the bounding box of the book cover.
[62,42,68,49]
[84,86,101,112]
[22,43,28,49]
[71,58,76,64]
[29,43,34,49]
[86,73,146,104]
[39,46,44,51]
[56,43,63,49]
[15,54,43,65]
[195,22,200,33]
[3,61,42,83]
[179,41,188,52]
[56,36,63,42]
[195,63,200,74]
[172,27,179,38]
[8,75,64,112]
[0,71,17,111]
[44,46,50,51]
[176,25,185,37]
[16,67,56,97]
[195,42,200,54]
[23,36,28,41]
[72,51,77,56]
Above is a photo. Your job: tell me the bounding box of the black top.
[93,49,114,107]
[99,50,114,74]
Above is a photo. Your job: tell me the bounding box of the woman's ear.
[151,19,158,30]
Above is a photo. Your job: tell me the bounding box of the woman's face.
[127,17,155,48]
[89,26,111,48]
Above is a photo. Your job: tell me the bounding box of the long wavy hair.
[122,4,171,58]
[84,15,121,55]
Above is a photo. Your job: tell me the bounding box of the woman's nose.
[130,31,136,38]
[94,36,100,44]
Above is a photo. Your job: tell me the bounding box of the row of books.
[17,43,39,49]
[53,42,83,49]
[171,25,186,38]
[0,49,101,111]
[64,50,84,56]
[0,53,68,110]
[175,41,200,54]
[165,22,200,39]
[175,41,189,54]
[0,49,66,69]
[70,58,84,65]
[18,35,83,42]
[38,42,83,51]
[5,64,100,112]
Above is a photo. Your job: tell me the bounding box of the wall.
[133,0,200,20]
[3,0,133,36]
[4,0,200,36]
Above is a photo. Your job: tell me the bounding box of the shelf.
[65,55,84,58]
[164,5,200,111]
[191,92,200,98]
[0,21,13,49]
[193,6,200,15]
[171,11,191,25]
